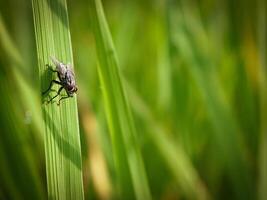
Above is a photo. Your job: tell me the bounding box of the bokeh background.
[0,0,266,199]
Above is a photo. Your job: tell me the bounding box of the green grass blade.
[0,15,45,200]
[89,0,152,199]
[258,0,267,199]
[31,0,84,199]
[126,82,210,199]
[0,76,45,200]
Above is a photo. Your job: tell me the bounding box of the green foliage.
[0,0,265,199]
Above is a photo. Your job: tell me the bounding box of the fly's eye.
[68,85,77,93]
[67,85,74,91]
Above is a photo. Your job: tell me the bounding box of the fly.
[42,56,78,105]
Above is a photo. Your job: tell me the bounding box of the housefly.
[42,56,78,105]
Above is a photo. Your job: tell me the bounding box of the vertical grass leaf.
[89,0,152,199]
[0,15,45,200]
[31,0,84,199]
[126,82,210,200]
[258,0,267,199]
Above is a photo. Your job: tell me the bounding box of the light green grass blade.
[126,82,210,200]
[89,0,152,199]
[31,0,84,199]
[258,0,267,199]
[0,14,45,200]
[0,13,44,143]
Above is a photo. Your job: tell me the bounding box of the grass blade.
[0,14,45,200]
[31,0,84,199]
[126,82,210,199]
[258,0,267,199]
[89,0,152,199]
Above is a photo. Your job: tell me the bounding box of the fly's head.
[66,84,78,96]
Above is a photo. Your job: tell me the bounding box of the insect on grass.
[43,56,78,105]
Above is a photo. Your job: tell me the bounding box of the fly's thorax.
[61,65,77,94]
[65,67,75,84]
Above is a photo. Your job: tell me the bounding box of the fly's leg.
[46,63,61,78]
[46,64,62,80]
[42,80,62,95]
[57,93,72,106]
[47,86,64,104]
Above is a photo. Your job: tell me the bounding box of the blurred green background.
[0,0,266,199]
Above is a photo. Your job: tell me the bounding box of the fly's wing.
[51,56,61,67]
[66,63,74,71]
[50,56,67,79]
